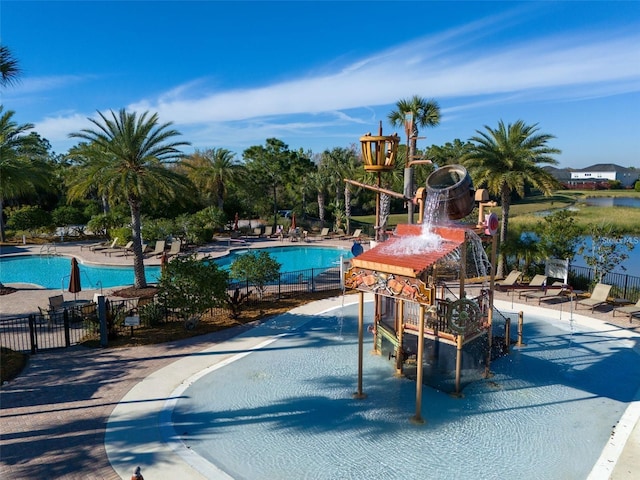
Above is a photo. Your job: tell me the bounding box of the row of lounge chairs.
[82,238,182,258]
[496,270,639,320]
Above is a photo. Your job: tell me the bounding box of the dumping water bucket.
[426,165,475,220]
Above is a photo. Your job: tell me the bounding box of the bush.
[139,301,165,327]
[229,251,281,299]
[635,180,640,192]
[157,253,229,320]
[6,205,52,232]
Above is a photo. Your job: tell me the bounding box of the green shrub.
[139,301,165,327]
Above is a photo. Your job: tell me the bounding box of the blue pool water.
[171,302,640,480]
[214,246,352,273]
[0,246,351,289]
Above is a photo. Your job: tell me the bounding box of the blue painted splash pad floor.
[170,302,640,480]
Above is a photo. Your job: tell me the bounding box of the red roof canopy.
[351,224,468,278]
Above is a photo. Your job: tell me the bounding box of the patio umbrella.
[290,212,296,230]
[68,257,81,301]
[160,251,169,273]
[233,212,239,231]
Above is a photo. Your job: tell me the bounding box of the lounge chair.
[146,240,166,258]
[515,274,548,299]
[81,239,110,251]
[263,226,274,238]
[348,229,363,242]
[520,281,570,305]
[309,227,331,241]
[103,240,133,257]
[88,237,119,252]
[495,270,523,291]
[576,283,613,313]
[612,299,640,321]
[166,239,182,258]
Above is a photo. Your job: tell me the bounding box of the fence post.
[96,295,108,348]
[63,309,71,347]
[311,268,315,292]
[28,315,37,355]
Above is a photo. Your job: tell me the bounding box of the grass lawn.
[353,189,640,234]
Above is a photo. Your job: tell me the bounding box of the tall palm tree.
[388,95,440,222]
[305,170,329,225]
[183,148,239,210]
[0,45,21,87]
[0,107,51,242]
[463,120,561,277]
[68,109,190,288]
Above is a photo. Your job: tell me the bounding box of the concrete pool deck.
[1,239,639,479]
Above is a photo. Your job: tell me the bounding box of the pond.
[583,197,640,208]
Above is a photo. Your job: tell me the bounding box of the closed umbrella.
[233,212,239,231]
[68,257,81,302]
[160,251,169,273]
[290,212,296,230]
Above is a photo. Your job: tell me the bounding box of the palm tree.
[68,109,190,288]
[305,170,329,225]
[0,45,21,87]
[388,95,440,222]
[463,120,561,277]
[183,148,239,210]
[0,107,51,242]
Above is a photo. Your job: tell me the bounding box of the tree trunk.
[496,185,511,278]
[317,192,325,223]
[0,197,5,243]
[129,198,147,289]
[344,185,352,235]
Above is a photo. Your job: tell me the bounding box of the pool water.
[214,246,352,273]
[0,246,351,289]
[170,302,640,480]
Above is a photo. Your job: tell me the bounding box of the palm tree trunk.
[344,185,352,234]
[497,186,511,278]
[129,199,148,289]
[0,197,5,243]
[317,192,325,223]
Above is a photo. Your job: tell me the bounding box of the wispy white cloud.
[31,13,640,157]
[126,26,639,126]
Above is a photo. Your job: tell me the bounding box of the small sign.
[124,316,140,326]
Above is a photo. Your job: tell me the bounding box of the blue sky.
[2,1,639,169]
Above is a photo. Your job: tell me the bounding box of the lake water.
[584,197,640,208]
[573,235,640,274]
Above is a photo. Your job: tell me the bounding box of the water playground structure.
[344,127,505,423]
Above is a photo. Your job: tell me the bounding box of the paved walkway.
[1,240,639,479]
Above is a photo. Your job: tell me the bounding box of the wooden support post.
[453,334,464,398]
[353,291,367,399]
[484,234,498,378]
[411,304,426,424]
[516,311,524,347]
[395,300,405,375]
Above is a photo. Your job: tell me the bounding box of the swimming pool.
[0,246,352,289]
[162,301,640,480]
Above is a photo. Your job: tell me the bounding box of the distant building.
[545,163,639,189]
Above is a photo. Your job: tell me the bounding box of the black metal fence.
[0,305,94,354]
[569,265,640,302]
[1,266,344,353]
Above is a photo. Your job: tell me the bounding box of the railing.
[569,265,640,302]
